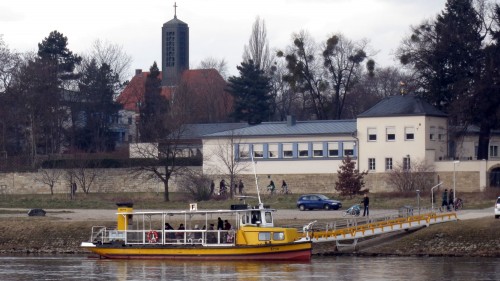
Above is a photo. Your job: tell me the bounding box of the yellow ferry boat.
[81,202,312,261]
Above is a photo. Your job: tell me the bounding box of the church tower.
[161,3,189,86]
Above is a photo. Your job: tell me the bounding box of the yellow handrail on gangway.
[298,212,457,245]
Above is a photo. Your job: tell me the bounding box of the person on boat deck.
[193,224,202,239]
[176,223,185,239]
[217,217,224,230]
[224,220,231,230]
[207,224,216,243]
[165,223,175,239]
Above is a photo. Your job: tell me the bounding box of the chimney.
[286,115,296,126]
[135,69,142,76]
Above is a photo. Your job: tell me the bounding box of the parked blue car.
[296,194,342,211]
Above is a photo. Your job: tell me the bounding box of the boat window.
[258,232,271,241]
[251,211,261,224]
[273,232,285,241]
[264,212,272,223]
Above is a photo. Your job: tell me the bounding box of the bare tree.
[198,57,228,80]
[243,16,273,73]
[388,159,436,192]
[277,30,328,119]
[34,168,62,195]
[64,159,101,195]
[322,33,374,119]
[130,117,189,202]
[177,169,212,201]
[205,130,250,199]
[82,39,132,90]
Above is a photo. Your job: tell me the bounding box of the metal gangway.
[297,209,457,247]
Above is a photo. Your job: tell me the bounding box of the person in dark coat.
[442,189,448,211]
[362,193,370,216]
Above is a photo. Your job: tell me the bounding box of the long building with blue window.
[201,95,500,193]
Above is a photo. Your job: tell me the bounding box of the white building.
[202,95,500,193]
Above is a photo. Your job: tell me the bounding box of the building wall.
[203,135,354,176]
[357,115,448,173]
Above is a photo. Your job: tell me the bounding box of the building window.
[239,144,249,159]
[430,126,436,141]
[268,144,278,158]
[438,127,445,141]
[385,158,393,170]
[386,127,395,141]
[403,156,411,170]
[328,142,339,157]
[298,143,309,157]
[253,144,263,158]
[368,128,377,141]
[405,127,414,141]
[368,158,376,171]
[343,142,355,156]
[282,143,293,158]
[490,145,499,157]
[128,117,133,125]
[313,143,323,157]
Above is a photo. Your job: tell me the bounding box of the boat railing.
[101,228,236,246]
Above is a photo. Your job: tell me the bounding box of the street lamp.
[453,160,460,208]
[416,189,420,215]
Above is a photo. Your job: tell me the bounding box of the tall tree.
[322,34,374,119]
[139,62,169,142]
[76,59,121,152]
[278,31,328,120]
[83,39,132,91]
[243,16,273,73]
[198,57,228,80]
[397,0,493,159]
[227,60,272,125]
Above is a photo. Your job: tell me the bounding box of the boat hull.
[83,242,312,261]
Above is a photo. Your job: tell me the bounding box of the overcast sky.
[1,0,448,78]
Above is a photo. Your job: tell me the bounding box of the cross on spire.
[173,2,177,18]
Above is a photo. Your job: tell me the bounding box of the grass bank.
[0,190,497,211]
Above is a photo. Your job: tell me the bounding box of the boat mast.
[250,153,263,207]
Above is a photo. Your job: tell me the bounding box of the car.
[495,197,500,219]
[296,194,342,211]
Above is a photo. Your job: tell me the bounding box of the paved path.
[1,207,494,221]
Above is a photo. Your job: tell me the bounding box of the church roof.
[357,95,447,118]
[117,69,225,113]
[163,16,188,26]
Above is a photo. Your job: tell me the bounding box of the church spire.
[173,2,177,19]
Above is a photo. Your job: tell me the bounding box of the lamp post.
[453,160,460,207]
[416,189,420,215]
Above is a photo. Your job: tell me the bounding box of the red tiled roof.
[117,69,228,114]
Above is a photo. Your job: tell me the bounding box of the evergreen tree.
[76,59,121,152]
[139,62,169,141]
[227,60,272,125]
[334,156,367,197]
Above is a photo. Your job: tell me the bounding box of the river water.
[0,255,498,281]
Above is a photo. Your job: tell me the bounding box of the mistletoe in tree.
[335,156,367,198]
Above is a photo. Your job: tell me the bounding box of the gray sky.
[1,0,447,77]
